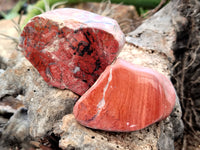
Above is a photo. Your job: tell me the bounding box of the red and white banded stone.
[19,8,125,95]
[73,59,176,132]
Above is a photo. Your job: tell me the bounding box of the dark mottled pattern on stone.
[19,8,125,95]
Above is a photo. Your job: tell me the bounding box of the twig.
[0,33,19,44]
[142,0,168,17]
[181,135,187,150]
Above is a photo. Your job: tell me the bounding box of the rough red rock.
[73,59,176,132]
[19,8,125,95]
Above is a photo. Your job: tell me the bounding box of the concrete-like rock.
[0,56,78,138]
[59,114,160,150]
[19,8,125,95]
[0,108,30,147]
[0,96,24,115]
[59,114,124,149]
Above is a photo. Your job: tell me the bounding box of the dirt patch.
[172,0,200,149]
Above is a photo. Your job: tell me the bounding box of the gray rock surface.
[126,0,187,61]
[0,57,78,138]
[0,107,30,147]
[59,114,161,150]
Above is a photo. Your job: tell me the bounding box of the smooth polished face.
[19,8,125,95]
[73,59,176,132]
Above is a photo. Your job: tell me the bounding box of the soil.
[172,0,200,149]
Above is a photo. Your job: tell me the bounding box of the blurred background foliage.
[0,0,168,20]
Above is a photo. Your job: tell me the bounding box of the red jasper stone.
[73,59,176,132]
[19,8,125,95]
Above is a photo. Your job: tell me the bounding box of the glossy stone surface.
[73,59,176,132]
[19,8,125,95]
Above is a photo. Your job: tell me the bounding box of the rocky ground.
[0,0,199,149]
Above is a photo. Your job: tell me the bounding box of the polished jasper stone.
[73,59,176,132]
[19,8,125,95]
